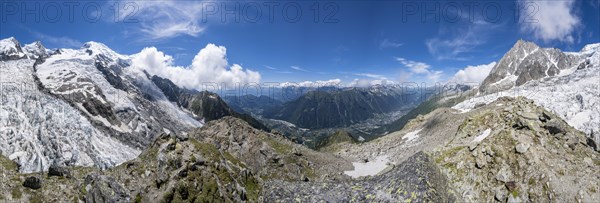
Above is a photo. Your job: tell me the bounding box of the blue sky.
[2,0,599,87]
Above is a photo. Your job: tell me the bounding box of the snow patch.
[472,129,492,143]
[344,155,390,178]
[402,129,422,142]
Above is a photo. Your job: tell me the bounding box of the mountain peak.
[510,39,540,54]
[82,41,108,49]
[0,37,25,60]
[23,41,51,59]
[0,37,21,48]
[82,41,124,59]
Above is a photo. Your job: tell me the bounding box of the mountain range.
[0,37,598,202]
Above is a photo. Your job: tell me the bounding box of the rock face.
[83,174,129,203]
[151,75,269,131]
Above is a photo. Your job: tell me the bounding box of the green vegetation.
[376,92,472,137]
[315,130,357,150]
[435,146,466,163]
[11,187,22,199]
[511,190,519,197]
[262,136,291,154]
[0,156,18,171]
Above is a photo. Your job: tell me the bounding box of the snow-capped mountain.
[0,37,249,172]
[455,41,600,148]
[479,40,589,93]
[35,41,202,148]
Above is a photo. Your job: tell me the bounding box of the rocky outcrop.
[432,97,600,202]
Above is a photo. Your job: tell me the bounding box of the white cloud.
[427,71,444,83]
[518,0,581,43]
[448,62,497,84]
[396,57,431,74]
[113,1,206,40]
[131,44,261,90]
[264,65,277,70]
[279,79,342,88]
[426,20,498,61]
[353,73,387,80]
[290,66,308,72]
[379,39,403,49]
[348,79,396,87]
[396,57,444,83]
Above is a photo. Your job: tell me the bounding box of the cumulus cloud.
[131,44,261,90]
[348,79,396,87]
[395,57,445,83]
[279,79,342,88]
[518,0,581,43]
[448,62,497,85]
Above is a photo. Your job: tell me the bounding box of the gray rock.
[515,143,530,154]
[495,167,512,183]
[507,194,522,203]
[476,153,487,169]
[48,163,70,178]
[544,120,566,135]
[566,136,579,150]
[84,174,130,203]
[495,187,508,202]
[583,157,593,166]
[520,112,539,120]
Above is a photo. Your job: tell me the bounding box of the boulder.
[23,176,42,189]
[544,120,566,135]
[515,143,530,154]
[84,174,130,203]
[48,163,71,178]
